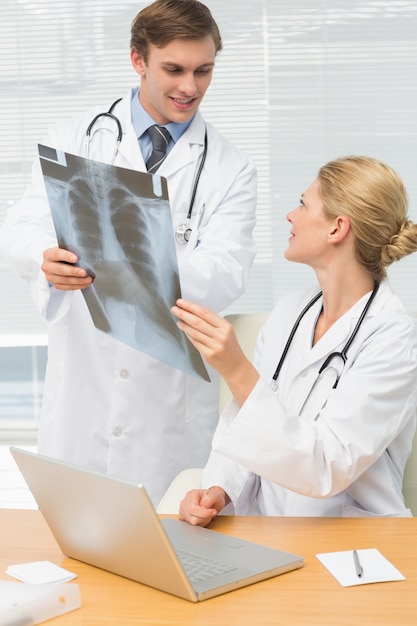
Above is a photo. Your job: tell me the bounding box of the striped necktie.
[146,125,171,173]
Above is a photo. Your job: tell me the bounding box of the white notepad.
[316,548,406,587]
[6,560,77,584]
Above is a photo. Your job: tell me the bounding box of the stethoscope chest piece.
[175,222,192,245]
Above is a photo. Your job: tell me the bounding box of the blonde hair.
[318,156,417,282]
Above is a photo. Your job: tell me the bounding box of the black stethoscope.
[84,98,208,246]
[174,128,208,245]
[85,98,123,164]
[271,281,380,394]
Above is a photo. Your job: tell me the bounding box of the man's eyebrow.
[161,61,215,69]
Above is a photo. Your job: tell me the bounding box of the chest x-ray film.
[38,144,209,381]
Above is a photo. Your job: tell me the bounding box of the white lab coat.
[203,280,417,517]
[0,88,257,505]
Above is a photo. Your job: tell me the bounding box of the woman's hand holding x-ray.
[172,299,259,407]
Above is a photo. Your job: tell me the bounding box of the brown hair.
[130,0,222,63]
[318,156,417,282]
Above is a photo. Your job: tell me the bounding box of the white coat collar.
[157,111,206,177]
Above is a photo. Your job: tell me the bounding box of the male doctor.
[0,0,257,505]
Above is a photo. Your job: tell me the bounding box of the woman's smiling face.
[285,178,336,268]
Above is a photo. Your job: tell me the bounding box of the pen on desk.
[353,549,363,577]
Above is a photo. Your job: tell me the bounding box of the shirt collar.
[131,87,192,143]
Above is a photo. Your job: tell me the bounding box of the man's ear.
[328,215,351,244]
[131,48,146,77]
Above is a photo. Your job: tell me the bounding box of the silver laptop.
[10,447,303,602]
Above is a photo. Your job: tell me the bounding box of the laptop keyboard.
[176,549,238,584]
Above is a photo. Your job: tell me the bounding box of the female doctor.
[173,155,417,523]
[0,0,256,506]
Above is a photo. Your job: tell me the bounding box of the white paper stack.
[0,580,81,625]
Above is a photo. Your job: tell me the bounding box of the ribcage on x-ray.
[63,160,182,343]
[66,165,106,261]
[65,162,160,288]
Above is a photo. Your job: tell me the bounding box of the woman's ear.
[328,215,351,244]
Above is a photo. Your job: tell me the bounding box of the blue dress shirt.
[131,87,192,162]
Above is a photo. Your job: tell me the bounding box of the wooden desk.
[1,510,416,625]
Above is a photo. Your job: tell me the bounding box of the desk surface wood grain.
[1,510,416,625]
